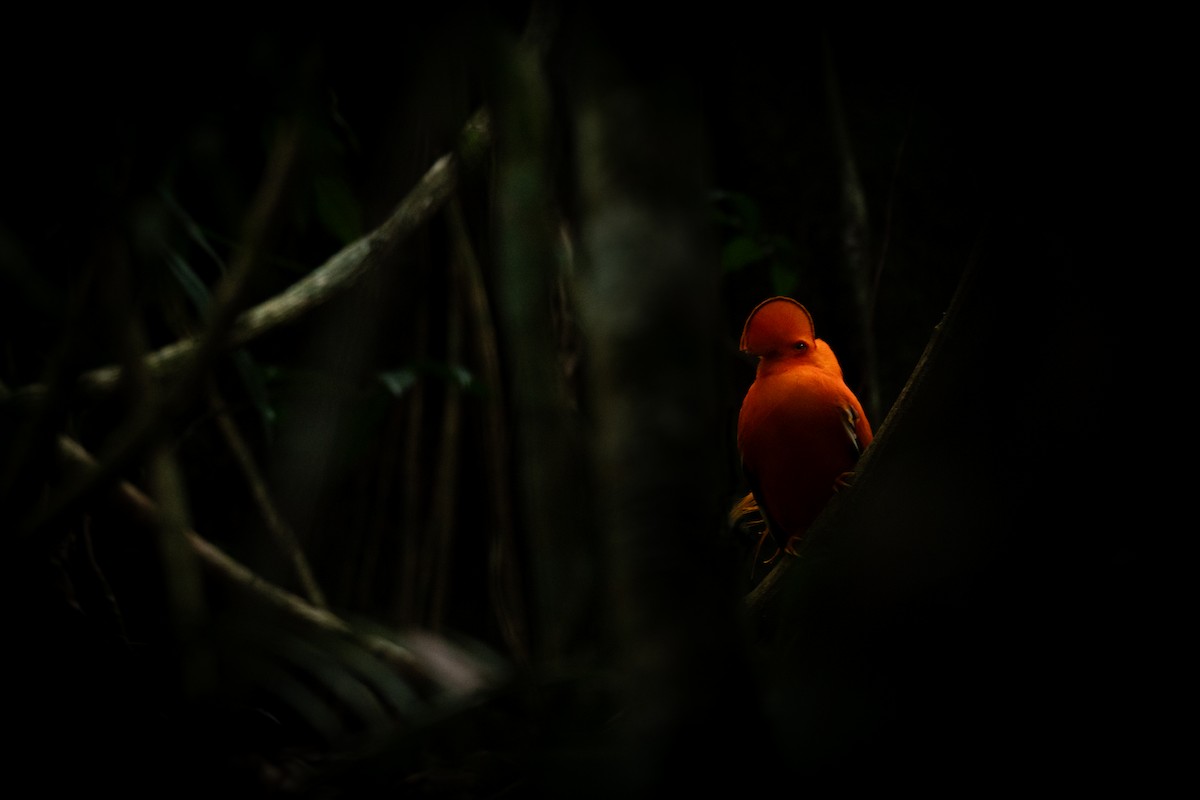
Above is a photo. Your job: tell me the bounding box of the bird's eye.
[793,341,807,351]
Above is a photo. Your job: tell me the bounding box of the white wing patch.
[840,404,861,455]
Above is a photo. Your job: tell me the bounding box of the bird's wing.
[839,403,865,457]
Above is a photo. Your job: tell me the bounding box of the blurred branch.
[73,108,493,397]
[425,264,464,632]
[101,226,214,696]
[823,36,882,423]
[492,31,593,663]
[397,307,431,625]
[448,197,530,664]
[205,378,327,609]
[566,17,777,795]
[47,428,424,677]
[15,122,304,543]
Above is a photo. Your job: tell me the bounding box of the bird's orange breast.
[737,366,867,541]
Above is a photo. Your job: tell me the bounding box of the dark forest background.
[0,5,1182,797]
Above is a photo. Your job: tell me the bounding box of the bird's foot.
[754,530,781,565]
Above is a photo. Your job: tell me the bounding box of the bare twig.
[79,516,128,642]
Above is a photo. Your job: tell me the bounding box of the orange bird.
[733,297,873,559]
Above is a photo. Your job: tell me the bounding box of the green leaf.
[722,235,766,272]
[165,251,213,314]
[726,191,762,232]
[711,189,762,233]
[164,225,276,440]
[313,173,364,245]
[448,364,475,390]
[377,368,419,398]
[770,261,799,296]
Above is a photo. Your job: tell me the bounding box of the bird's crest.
[739,296,816,356]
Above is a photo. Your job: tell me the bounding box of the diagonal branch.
[75,107,492,397]
[12,108,492,546]
[205,378,327,610]
[51,431,422,676]
[14,121,304,543]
